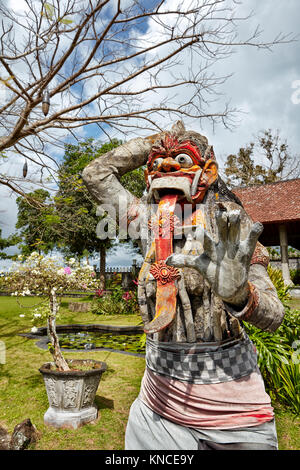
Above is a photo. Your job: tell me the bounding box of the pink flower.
[82,284,87,289]
[91,271,95,277]
[64,267,72,274]
[122,291,132,301]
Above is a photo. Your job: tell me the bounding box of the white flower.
[19,314,25,318]
[69,258,76,265]
[33,313,41,318]
[31,326,38,333]
[57,268,65,275]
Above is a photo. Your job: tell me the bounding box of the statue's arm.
[82,136,160,247]
[82,136,155,210]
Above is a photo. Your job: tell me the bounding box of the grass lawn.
[0,295,299,451]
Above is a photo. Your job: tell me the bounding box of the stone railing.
[269,258,300,270]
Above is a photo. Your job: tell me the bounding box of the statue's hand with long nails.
[166,209,264,306]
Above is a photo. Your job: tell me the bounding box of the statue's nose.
[160,157,181,172]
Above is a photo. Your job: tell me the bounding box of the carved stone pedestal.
[39,359,107,429]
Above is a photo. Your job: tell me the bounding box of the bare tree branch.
[0,0,295,198]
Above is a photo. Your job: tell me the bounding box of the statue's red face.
[145,133,218,206]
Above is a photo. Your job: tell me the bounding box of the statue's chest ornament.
[143,194,205,334]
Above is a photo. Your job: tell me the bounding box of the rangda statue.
[82,121,284,450]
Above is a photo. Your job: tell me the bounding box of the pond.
[56,331,145,354]
[20,323,145,357]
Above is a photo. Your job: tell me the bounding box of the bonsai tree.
[2,252,98,371]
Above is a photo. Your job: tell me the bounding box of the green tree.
[120,167,146,199]
[223,129,300,188]
[0,228,20,259]
[56,139,120,287]
[56,138,146,287]
[15,189,57,255]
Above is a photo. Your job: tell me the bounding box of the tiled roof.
[232,179,300,224]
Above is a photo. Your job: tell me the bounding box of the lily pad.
[55,331,145,353]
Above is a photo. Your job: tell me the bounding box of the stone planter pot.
[39,359,107,429]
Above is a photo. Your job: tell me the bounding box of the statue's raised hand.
[166,209,263,306]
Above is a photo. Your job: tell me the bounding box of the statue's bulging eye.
[175,154,193,168]
[152,158,164,170]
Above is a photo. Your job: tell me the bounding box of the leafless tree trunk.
[99,245,106,290]
[48,291,70,371]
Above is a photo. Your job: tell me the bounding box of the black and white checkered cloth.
[146,334,257,384]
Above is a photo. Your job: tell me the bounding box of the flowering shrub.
[91,287,139,316]
[33,303,55,332]
[3,253,97,298]
[122,291,132,301]
[2,252,99,371]
[18,303,52,334]
[122,289,139,315]
[95,289,105,297]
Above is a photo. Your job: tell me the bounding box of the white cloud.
[7,0,30,13]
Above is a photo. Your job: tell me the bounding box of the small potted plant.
[3,253,107,429]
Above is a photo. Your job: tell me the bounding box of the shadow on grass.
[95,395,114,410]
[0,318,25,336]
[0,331,26,341]
[0,316,34,339]
[60,301,71,309]
[100,366,115,382]
[24,372,44,390]
[0,334,34,353]
[0,364,12,381]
